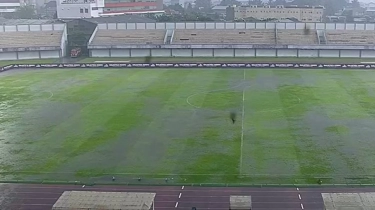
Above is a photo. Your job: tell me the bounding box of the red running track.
[1,183,375,210]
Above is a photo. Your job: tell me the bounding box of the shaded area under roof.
[52,191,156,210]
[0,17,59,25]
[61,15,156,24]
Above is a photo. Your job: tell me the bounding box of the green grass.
[2,68,375,185]
[0,59,58,67]
[80,56,375,64]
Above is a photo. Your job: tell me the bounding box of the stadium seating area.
[0,31,62,48]
[277,30,318,45]
[325,30,375,45]
[172,29,276,44]
[87,28,375,46]
[91,29,165,46]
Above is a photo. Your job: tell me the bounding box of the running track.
[1,184,375,210]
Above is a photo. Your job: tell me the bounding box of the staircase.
[317,30,327,45]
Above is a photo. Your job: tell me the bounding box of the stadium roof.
[0,17,58,25]
[52,191,156,210]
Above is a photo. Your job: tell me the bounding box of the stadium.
[2,20,375,209]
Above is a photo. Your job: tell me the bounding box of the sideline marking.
[175,202,179,208]
[239,69,246,174]
[300,203,304,209]
[179,193,182,198]
[298,194,301,200]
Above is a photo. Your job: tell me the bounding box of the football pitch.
[1,68,375,185]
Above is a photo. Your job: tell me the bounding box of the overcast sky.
[359,0,373,2]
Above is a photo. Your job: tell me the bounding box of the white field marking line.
[179,193,182,198]
[47,91,54,99]
[4,90,55,109]
[186,82,245,109]
[239,69,246,175]
[2,171,330,176]
[300,203,304,209]
[298,194,301,200]
[175,202,179,208]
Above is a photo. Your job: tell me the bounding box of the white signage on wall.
[61,0,95,4]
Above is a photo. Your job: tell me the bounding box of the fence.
[97,22,375,31]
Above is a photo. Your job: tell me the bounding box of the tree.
[219,0,241,6]
[187,3,193,12]
[271,0,286,6]
[247,0,263,6]
[194,0,212,12]
[351,0,360,8]
[168,3,185,13]
[323,0,347,15]
[14,5,36,19]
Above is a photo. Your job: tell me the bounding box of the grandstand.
[0,25,66,60]
[0,31,62,48]
[277,29,318,45]
[90,29,166,46]
[326,30,375,45]
[172,29,275,44]
[2,22,375,60]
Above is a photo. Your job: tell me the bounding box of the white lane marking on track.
[300,203,304,209]
[298,194,301,200]
[175,202,179,208]
[179,193,182,198]
[239,69,246,174]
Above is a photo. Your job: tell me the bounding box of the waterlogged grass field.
[1,68,375,185]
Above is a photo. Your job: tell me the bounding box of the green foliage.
[167,3,185,13]
[219,0,241,6]
[14,5,36,19]
[351,0,360,8]
[194,0,212,12]
[247,0,263,5]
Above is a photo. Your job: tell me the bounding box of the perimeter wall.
[89,48,375,58]
[96,22,375,30]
